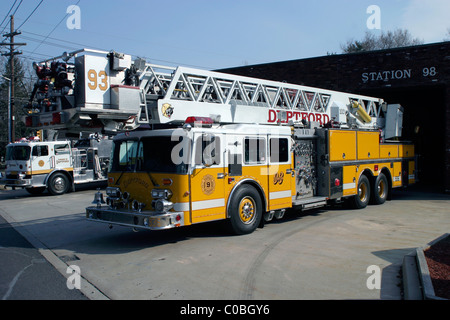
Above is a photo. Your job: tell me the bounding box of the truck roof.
[7,140,70,147]
[112,124,292,141]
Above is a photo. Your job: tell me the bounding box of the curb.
[402,234,449,300]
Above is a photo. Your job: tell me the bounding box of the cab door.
[267,136,293,211]
[189,132,227,224]
[53,143,72,170]
[31,144,52,174]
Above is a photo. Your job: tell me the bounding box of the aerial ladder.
[24,48,402,140]
[134,56,403,140]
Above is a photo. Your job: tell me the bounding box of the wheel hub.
[239,197,255,224]
[54,177,66,191]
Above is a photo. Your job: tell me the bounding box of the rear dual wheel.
[350,173,388,209]
[372,173,388,205]
[351,175,371,209]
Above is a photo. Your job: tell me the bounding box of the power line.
[20,34,78,51]
[0,0,23,34]
[22,49,54,58]
[0,0,18,31]
[0,15,26,143]
[30,0,81,55]
[10,0,23,16]
[17,0,44,30]
[5,2,216,70]
[22,30,104,52]
[21,30,213,69]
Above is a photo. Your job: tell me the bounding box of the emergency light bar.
[184,116,214,127]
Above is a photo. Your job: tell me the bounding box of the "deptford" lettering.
[268,109,330,125]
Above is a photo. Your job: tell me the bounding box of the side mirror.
[202,155,214,167]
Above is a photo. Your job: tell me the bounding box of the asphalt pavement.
[0,214,88,300]
[0,183,448,302]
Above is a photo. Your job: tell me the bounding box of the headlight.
[132,200,146,212]
[154,199,173,212]
[151,189,172,199]
[106,187,121,199]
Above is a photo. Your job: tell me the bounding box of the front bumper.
[0,178,33,188]
[0,173,46,189]
[86,206,185,231]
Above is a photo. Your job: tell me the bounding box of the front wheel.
[227,185,263,235]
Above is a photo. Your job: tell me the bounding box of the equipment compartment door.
[267,137,293,210]
[293,138,316,200]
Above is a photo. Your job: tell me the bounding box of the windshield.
[6,145,31,161]
[110,139,139,172]
[110,136,188,174]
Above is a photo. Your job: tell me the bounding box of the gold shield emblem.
[201,175,215,195]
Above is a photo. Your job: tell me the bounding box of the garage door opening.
[361,85,446,189]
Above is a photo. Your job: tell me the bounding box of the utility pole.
[1,15,26,143]
[0,76,11,143]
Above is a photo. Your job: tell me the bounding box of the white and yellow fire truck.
[70,49,416,234]
[1,136,111,195]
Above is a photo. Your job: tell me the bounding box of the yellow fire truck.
[69,49,416,234]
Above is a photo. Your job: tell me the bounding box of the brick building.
[219,42,450,192]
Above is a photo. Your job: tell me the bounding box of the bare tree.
[0,56,31,154]
[341,29,423,53]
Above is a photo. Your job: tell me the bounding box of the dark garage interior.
[362,85,446,187]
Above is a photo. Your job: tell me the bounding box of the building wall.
[219,42,450,192]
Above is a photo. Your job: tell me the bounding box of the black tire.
[350,175,371,209]
[371,173,388,205]
[47,173,70,195]
[227,185,263,235]
[25,187,45,195]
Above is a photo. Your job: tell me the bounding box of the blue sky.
[1,0,449,70]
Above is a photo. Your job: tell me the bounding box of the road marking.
[2,263,33,300]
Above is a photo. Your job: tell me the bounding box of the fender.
[226,178,267,218]
[44,169,73,186]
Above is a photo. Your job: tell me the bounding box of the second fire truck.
[1,136,111,195]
